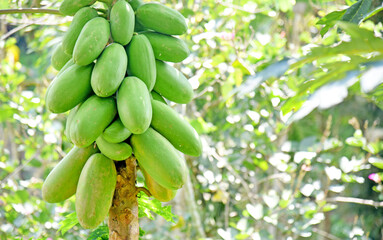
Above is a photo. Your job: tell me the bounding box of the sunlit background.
[1,0,383,239]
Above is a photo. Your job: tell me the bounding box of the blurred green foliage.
[1,0,383,239]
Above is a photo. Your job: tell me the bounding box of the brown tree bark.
[108,157,139,240]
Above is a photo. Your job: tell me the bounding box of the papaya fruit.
[131,127,187,190]
[141,32,189,63]
[56,58,74,78]
[151,99,202,156]
[70,95,117,147]
[73,17,110,66]
[42,145,98,203]
[59,0,96,16]
[136,3,187,35]
[134,18,147,32]
[76,153,116,229]
[102,118,131,143]
[117,77,152,134]
[91,43,127,97]
[62,7,98,55]
[153,60,193,104]
[110,0,135,46]
[141,168,177,202]
[96,135,132,161]
[51,43,71,71]
[150,91,166,104]
[46,63,94,113]
[65,104,80,142]
[128,0,144,11]
[126,35,156,91]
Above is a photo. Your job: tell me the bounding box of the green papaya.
[76,153,116,229]
[110,0,135,46]
[62,7,98,55]
[42,145,98,203]
[56,58,75,78]
[51,43,71,71]
[141,32,189,63]
[46,63,94,113]
[153,60,193,104]
[128,0,144,11]
[91,43,127,97]
[117,77,152,134]
[102,118,131,143]
[65,104,80,142]
[134,18,147,32]
[96,135,132,161]
[59,0,96,16]
[126,35,156,91]
[141,168,176,202]
[150,91,166,104]
[70,95,117,147]
[136,3,187,35]
[131,128,187,190]
[73,17,110,66]
[151,100,202,156]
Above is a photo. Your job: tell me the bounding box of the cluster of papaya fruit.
[42,0,202,229]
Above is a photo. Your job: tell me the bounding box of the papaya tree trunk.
[109,156,139,240]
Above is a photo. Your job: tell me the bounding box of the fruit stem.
[0,8,62,15]
[108,157,139,240]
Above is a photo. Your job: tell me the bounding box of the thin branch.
[327,196,383,208]
[0,8,62,15]
[312,227,341,240]
[0,150,41,185]
[1,23,30,41]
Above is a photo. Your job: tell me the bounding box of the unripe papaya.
[150,91,166,104]
[46,63,94,113]
[62,7,98,55]
[102,118,131,143]
[73,17,110,66]
[128,0,144,11]
[76,153,116,229]
[131,128,187,190]
[65,104,80,142]
[96,135,132,161]
[58,58,74,74]
[126,35,156,91]
[153,60,193,104]
[51,43,71,71]
[151,100,202,156]
[91,43,127,97]
[117,77,152,134]
[141,168,176,202]
[134,18,147,32]
[59,0,96,16]
[71,95,117,147]
[142,32,189,63]
[136,3,187,35]
[42,145,98,203]
[110,0,135,46]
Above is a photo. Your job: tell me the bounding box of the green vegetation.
[1,0,383,239]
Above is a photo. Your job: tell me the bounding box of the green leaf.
[369,157,383,169]
[58,212,78,235]
[322,204,338,212]
[87,225,109,240]
[341,0,372,24]
[138,193,176,223]
[363,6,383,21]
[317,10,346,36]
[233,59,294,98]
[292,22,383,69]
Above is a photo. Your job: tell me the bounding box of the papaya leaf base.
[108,157,139,240]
